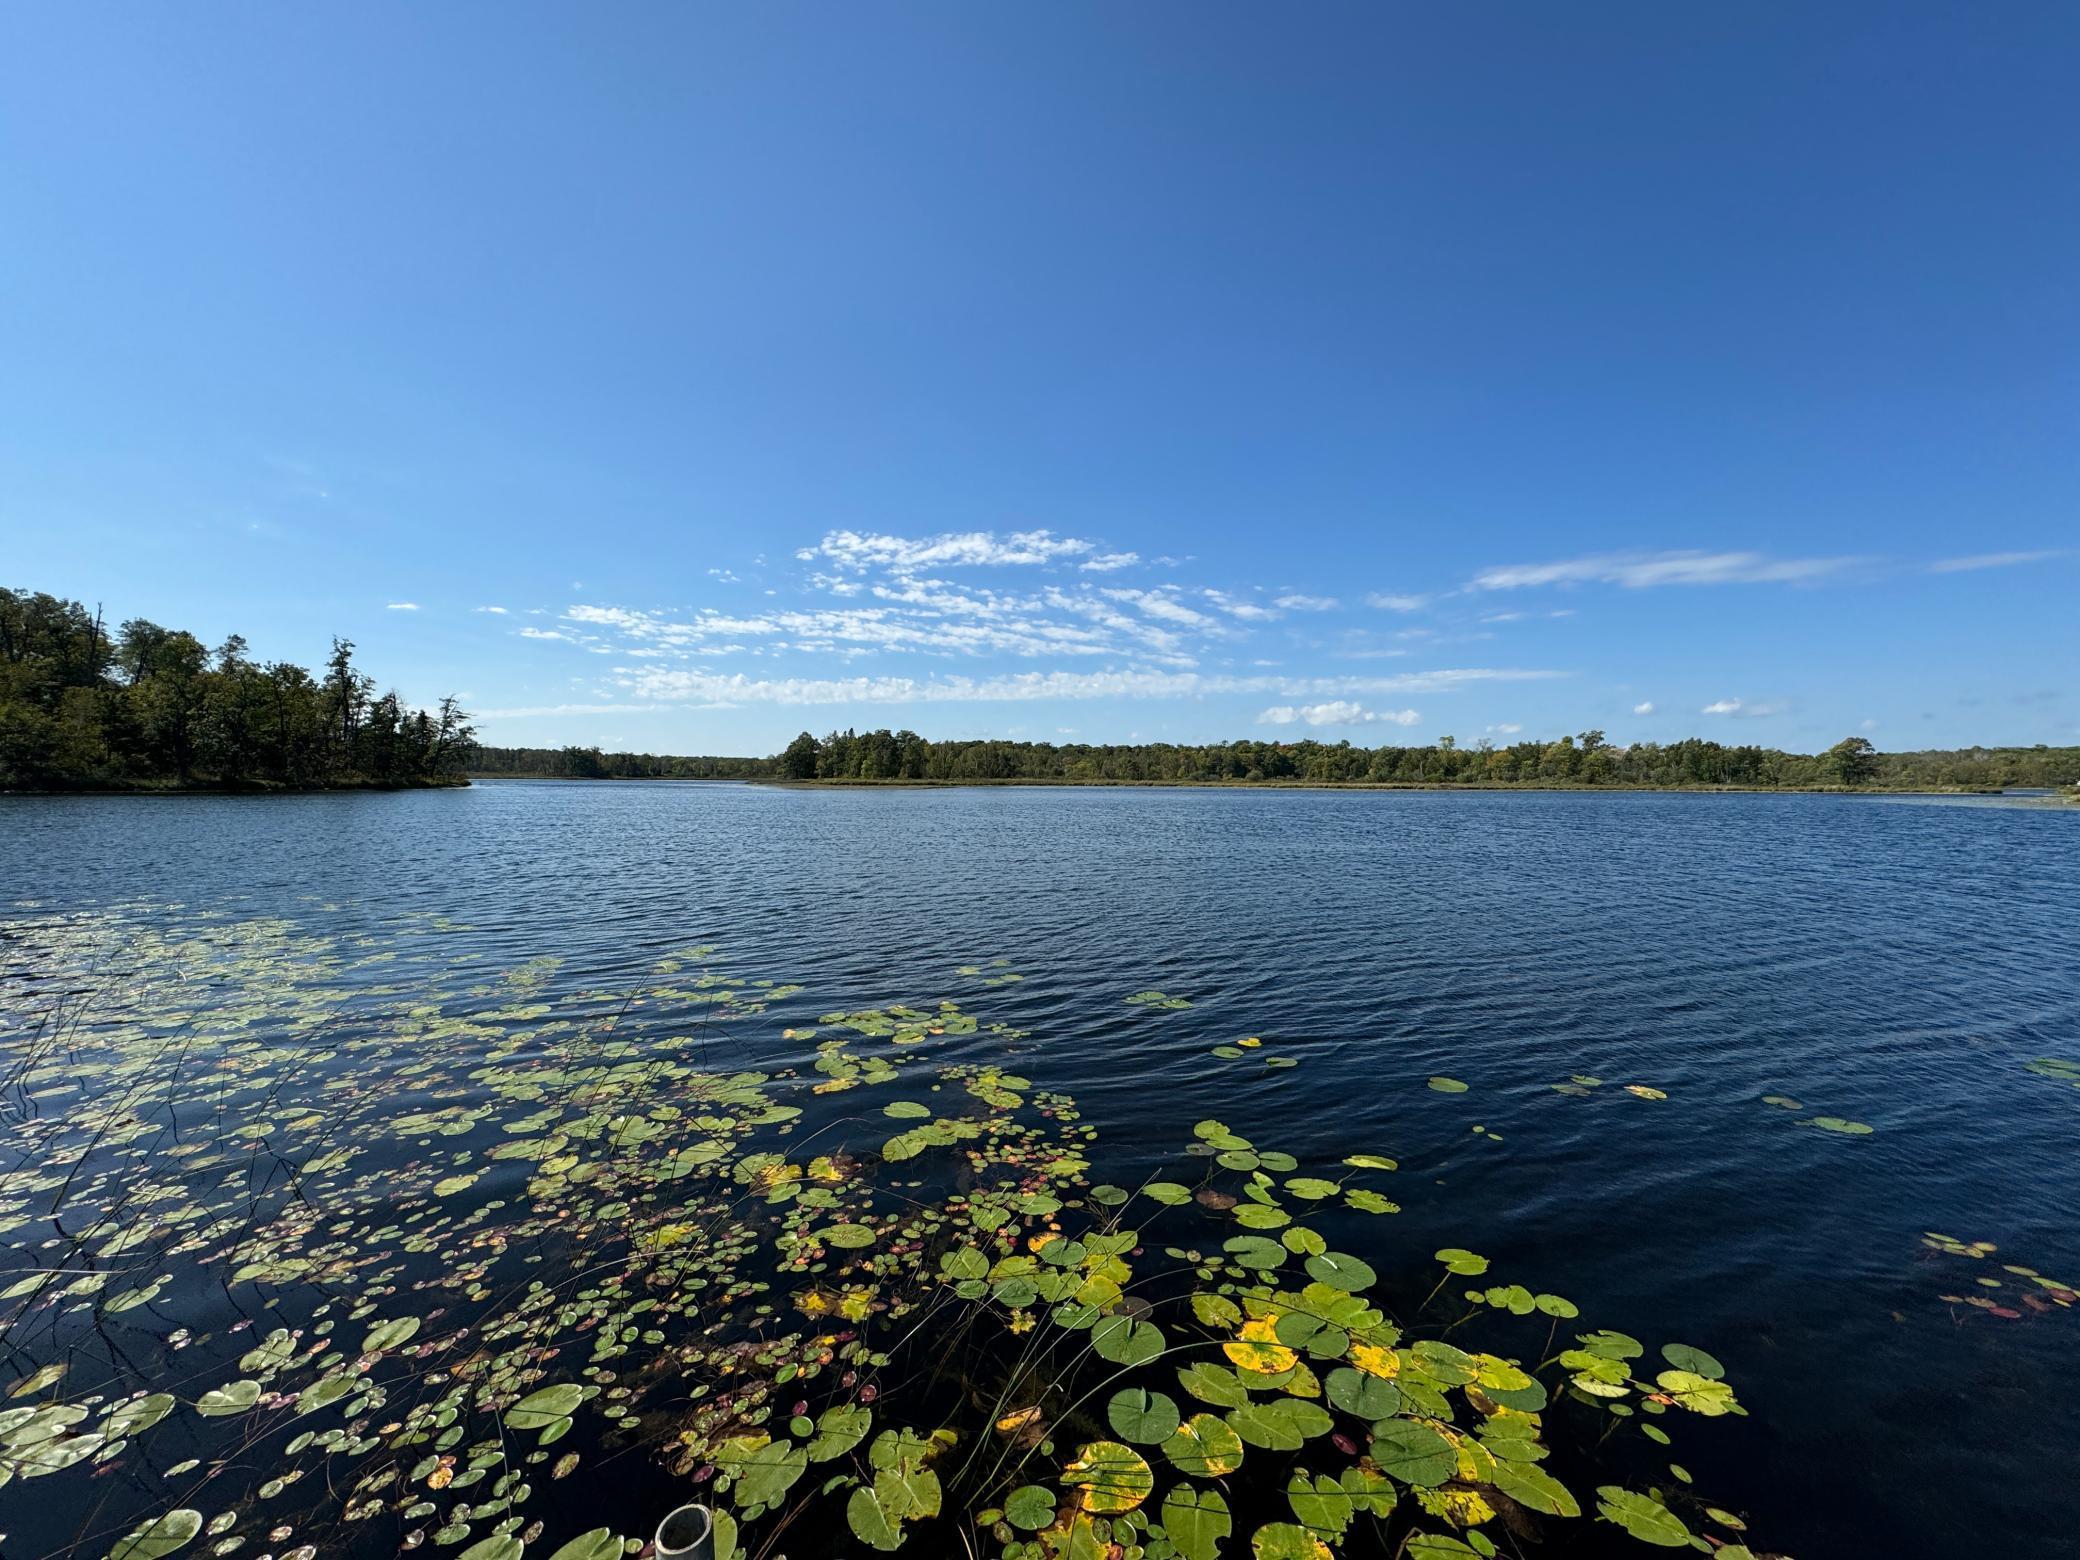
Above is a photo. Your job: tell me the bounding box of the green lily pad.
[1807,1116,1874,1135]
[1596,1487,1693,1546]
[1161,1485,1233,1560]
[1303,1251,1376,1291]
[509,1383,584,1430]
[1660,1342,1724,1380]
[194,1380,260,1418]
[107,1510,203,1560]
[545,1530,623,1560]
[1106,1388,1181,1444]
[361,1316,421,1353]
[1491,1459,1580,1516]
[1324,1366,1400,1420]
[1004,1485,1057,1530]
[1368,1419,1456,1486]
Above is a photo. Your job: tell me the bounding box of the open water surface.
[2,781,2076,1558]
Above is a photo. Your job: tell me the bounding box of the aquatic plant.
[0,909,1779,1559]
[1919,1233,2078,1322]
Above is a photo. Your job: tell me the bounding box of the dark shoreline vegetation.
[470,730,2080,795]
[1,587,474,793]
[0,910,1856,1560]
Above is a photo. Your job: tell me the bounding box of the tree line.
[467,744,768,780]
[1,587,474,790]
[474,727,2080,791]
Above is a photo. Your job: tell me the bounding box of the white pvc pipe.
[654,1503,715,1560]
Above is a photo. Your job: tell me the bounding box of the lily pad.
[1368,1419,1456,1486]
[1106,1388,1181,1445]
[1062,1440,1154,1514]
[1161,1485,1233,1560]
[1161,1412,1246,1477]
[1303,1251,1376,1291]
[1596,1487,1693,1546]
[107,1510,203,1560]
[1004,1485,1057,1530]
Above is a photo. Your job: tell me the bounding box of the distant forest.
[471,728,2080,791]
[1,587,474,791]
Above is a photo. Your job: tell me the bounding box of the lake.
[2,781,2076,1559]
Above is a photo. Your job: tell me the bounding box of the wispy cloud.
[796,528,1112,573]
[473,605,509,615]
[1472,550,1855,591]
[1202,589,1279,622]
[1102,587,1216,629]
[1274,593,1339,612]
[1259,701,1421,727]
[386,601,420,611]
[1927,550,2064,574]
[620,665,1559,709]
[473,702,668,718]
[1080,551,1140,573]
[1700,697,1786,718]
[1633,700,1655,715]
[1365,592,1428,612]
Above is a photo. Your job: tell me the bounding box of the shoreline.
[751,777,2041,797]
[1,776,473,797]
[467,773,2073,800]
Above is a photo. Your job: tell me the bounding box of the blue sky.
[3,3,2074,754]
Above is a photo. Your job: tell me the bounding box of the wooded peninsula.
[1,587,474,791]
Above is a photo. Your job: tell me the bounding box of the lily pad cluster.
[0,907,1777,1560]
[1920,1233,2078,1321]
[1125,992,1193,1012]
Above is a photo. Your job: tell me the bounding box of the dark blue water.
[4,780,2077,1556]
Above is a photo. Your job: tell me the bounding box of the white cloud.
[1928,550,2064,573]
[474,702,667,718]
[386,601,420,611]
[1488,722,1523,735]
[519,627,577,642]
[1700,697,1786,718]
[1079,551,1140,572]
[1861,717,1880,730]
[1274,593,1339,612]
[1101,588,1216,629]
[1365,592,1428,612]
[1259,701,1421,728]
[799,528,1104,573]
[1632,700,1655,715]
[1202,589,1279,622]
[474,605,509,615]
[1473,550,1854,591]
[622,665,1558,709]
